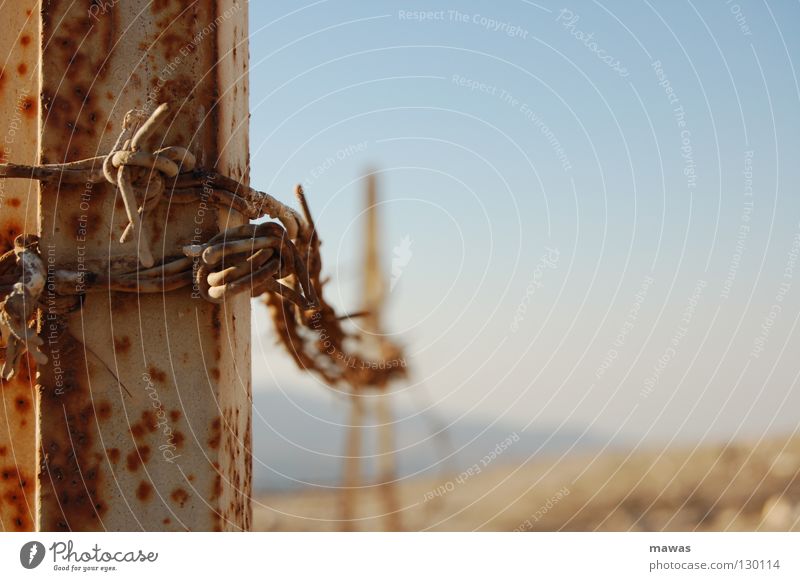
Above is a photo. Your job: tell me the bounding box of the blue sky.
[246,0,800,446]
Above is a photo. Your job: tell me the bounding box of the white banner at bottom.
[0,532,795,580]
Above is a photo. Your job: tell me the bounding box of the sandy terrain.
[253,436,800,531]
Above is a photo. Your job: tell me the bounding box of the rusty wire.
[264,185,408,392]
[0,223,319,379]
[0,235,47,380]
[102,103,196,268]
[0,104,306,242]
[184,222,317,309]
[0,103,405,390]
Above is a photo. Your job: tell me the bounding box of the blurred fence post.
[17,0,252,531]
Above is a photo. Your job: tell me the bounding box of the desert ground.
[254,436,800,531]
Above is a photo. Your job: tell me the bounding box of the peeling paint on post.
[0,1,39,532]
[36,0,251,531]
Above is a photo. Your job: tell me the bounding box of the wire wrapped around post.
[0,102,406,392]
[184,223,317,309]
[0,235,47,380]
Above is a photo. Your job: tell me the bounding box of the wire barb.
[102,103,196,267]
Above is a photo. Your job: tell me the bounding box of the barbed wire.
[0,103,405,391]
[264,185,408,392]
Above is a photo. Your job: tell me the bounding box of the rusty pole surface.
[28,0,251,531]
[0,1,39,532]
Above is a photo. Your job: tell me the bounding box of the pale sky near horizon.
[245,0,800,447]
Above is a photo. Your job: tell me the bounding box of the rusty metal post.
[0,1,39,532]
[374,395,401,531]
[32,0,251,531]
[340,394,364,531]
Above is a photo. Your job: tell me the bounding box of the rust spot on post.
[130,423,145,440]
[208,418,221,450]
[126,445,151,472]
[96,401,112,421]
[141,410,158,433]
[171,488,189,507]
[211,474,222,500]
[113,336,131,354]
[15,397,30,412]
[136,481,153,502]
[19,97,35,118]
[148,366,166,384]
